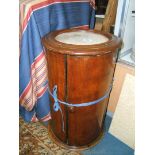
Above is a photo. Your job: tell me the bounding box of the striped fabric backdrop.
[19,0,95,122]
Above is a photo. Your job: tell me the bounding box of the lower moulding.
[48,122,105,151]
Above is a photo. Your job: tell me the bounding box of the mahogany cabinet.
[42,29,121,150]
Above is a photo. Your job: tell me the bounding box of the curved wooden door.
[66,52,116,146]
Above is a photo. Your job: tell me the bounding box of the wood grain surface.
[42,29,121,148]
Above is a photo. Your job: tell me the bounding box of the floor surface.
[32,113,134,155]
[82,115,134,155]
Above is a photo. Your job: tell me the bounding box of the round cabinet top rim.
[42,29,122,56]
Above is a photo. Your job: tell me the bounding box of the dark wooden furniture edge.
[48,120,105,151]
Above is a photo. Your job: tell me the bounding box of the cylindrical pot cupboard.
[42,29,121,150]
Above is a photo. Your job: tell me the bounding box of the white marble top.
[55,30,109,45]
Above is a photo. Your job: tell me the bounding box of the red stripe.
[31,52,46,78]
[31,114,38,122]
[36,70,47,82]
[19,80,32,101]
[41,115,51,121]
[31,112,51,122]
[40,113,51,121]
[73,25,89,30]
[31,51,45,69]
[37,84,48,98]
[31,64,47,88]
[27,102,34,111]
[23,7,32,32]
[36,76,47,91]
[31,61,46,78]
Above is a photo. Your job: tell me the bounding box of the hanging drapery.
[19,0,95,122]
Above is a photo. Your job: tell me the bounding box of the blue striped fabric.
[19,1,95,122]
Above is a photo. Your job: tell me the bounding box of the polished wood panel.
[45,51,67,143]
[67,54,115,146]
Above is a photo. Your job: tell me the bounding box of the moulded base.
[48,122,105,151]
